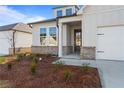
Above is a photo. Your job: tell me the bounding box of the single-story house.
[29,5,124,61]
[0,23,32,55]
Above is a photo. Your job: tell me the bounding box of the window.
[66,8,72,16]
[40,28,47,46]
[57,10,62,17]
[49,27,57,46]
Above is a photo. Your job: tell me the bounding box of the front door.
[74,29,81,53]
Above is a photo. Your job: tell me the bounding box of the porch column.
[58,23,62,57]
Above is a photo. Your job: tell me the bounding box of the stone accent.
[80,47,96,60]
[31,46,73,56]
[32,46,58,55]
[9,47,31,54]
[63,46,73,55]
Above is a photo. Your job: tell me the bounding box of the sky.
[0,5,60,26]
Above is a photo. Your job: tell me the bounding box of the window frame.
[66,8,73,16]
[57,10,62,17]
[48,27,57,46]
[40,27,47,46]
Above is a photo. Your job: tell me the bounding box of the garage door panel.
[97,26,124,60]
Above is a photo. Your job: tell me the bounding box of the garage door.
[96,26,124,60]
[0,38,10,55]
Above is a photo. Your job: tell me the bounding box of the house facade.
[0,23,32,55]
[30,5,124,61]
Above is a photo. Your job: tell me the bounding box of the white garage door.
[96,26,124,60]
[0,38,10,55]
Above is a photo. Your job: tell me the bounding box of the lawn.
[0,56,5,64]
[0,54,101,88]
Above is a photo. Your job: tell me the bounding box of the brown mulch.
[0,55,101,88]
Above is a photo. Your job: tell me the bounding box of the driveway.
[56,58,124,88]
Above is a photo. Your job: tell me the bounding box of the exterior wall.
[0,31,12,55]
[13,23,32,33]
[15,31,32,48]
[32,46,58,55]
[80,47,95,60]
[58,15,82,23]
[31,46,73,55]
[54,6,76,17]
[32,21,57,46]
[81,5,124,59]
[9,47,31,54]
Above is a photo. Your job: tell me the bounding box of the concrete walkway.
[55,58,124,88]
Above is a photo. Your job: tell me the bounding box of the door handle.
[97,51,104,53]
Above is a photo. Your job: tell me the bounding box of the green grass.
[0,56,5,64]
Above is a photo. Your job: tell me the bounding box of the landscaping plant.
[81,63,90,74]
[7,63,12,70]
[54,61,64,71]
[16,54,23,62]
[30,60,37,75]
[63,69,72,82]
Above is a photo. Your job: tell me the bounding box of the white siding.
[0,31,12,55]
[15,31,32,48]
[82,5,124,47]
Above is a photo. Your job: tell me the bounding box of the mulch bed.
[0,55,101,88]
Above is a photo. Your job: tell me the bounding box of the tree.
[4,30,16,55]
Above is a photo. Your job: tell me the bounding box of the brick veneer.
[80,47,96,60]
[9,47,31,54]
[31,46,73,55]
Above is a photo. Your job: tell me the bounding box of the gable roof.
[0,23,32,34]
[0,23,18,31]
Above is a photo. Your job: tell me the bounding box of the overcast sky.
[0,5,60,26]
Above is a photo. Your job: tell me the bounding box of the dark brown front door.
[74,29,81,53]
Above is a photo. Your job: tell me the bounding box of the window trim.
[57,10,62,17]
[40,26,58,46]
[48,26,57,46]
[40,27,48,46]
[66,8,73,16]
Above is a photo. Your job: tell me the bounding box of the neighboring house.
[29,5,124,61]
[0,23,32,55]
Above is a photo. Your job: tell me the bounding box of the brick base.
[63,46,73,55]
[32,46,58,55]
[31,46,73,55]
[80,47,96,60]
[9,47,31,54]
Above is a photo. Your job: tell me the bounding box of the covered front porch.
[58,15,82,59]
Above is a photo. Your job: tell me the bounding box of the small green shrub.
[81,63,90,74]
[54,61,64,71]
[7,63,12,70]
[30,61,37,75]
[63,69,72,82]
[16,54,23,62]
[32,56,38,64]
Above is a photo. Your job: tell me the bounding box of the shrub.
[81,63,90,74]
[63,69,72,82]
[16,54,23,62]
[7,63,12,70]
[30,61,37,75]
[54,61,64,71]
[32,56,38,64]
